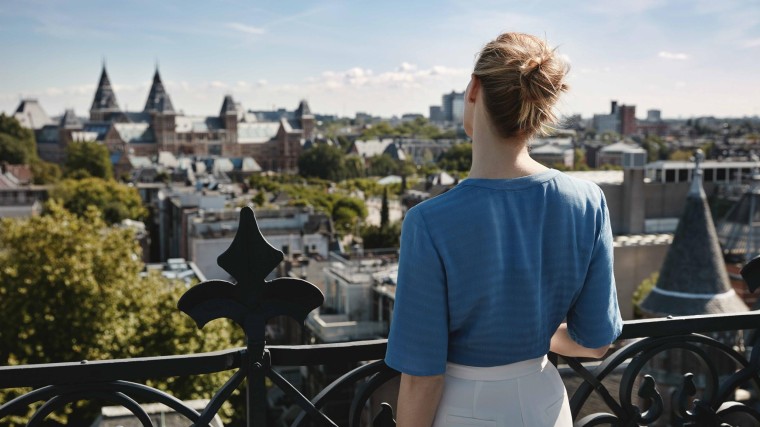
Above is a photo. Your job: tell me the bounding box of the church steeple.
[640,149,748,316]
[89,63,120,121]
[144,66,175,114]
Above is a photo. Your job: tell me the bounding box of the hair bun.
[473,32,569,138]
[521,57,544,76]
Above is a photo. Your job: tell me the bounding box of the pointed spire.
[60,108,82,129]
[220,94,237,116]
[90,63,120,114]
[295,99,312,118]
[688,149,705,198]
[640,149,748,316]
[144,66,175,114]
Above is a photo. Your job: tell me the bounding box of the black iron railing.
[1,206,760,426]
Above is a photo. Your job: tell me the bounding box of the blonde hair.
[473,33,569,138]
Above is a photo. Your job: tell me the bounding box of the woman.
[385,33,623,426]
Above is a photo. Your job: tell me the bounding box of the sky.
[1,0,759,120]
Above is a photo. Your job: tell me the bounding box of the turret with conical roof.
[219,95,238,141]
[60,109,82,129]
[639,150,748,316]
[295,100,315,141]
[144,67,175,114]
[90,64,121,121]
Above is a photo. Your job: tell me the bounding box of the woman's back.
[385,170,622,376]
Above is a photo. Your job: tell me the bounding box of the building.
[638,152,747,425]
[20,65,315,173]
[306,251,395,343]
[530,137,574,169]
[441,91,465,124]
[596,141,646,167]
[429,106,444,123]
[187,206,334,281]
[592,100,637,136]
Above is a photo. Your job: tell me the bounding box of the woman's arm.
[395,373,445,427]
[550,323,610,359]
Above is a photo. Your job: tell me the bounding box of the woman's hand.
[395,373,445,427]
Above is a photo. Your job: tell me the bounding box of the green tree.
[64,140,113,179]
[669,149,693,161]
[0,203,242,425]
[361,222,401,249]
[438,143,472,172]
[50,177,147,224]
[331,197,368,233]
[360,121,396,139]
[298,144,348,181]
[632,272,659,318]
[573,148,589,170]
[367,154,399,177]
[29,159,62,184]
[344,154,366,179]
[0,114,37,164]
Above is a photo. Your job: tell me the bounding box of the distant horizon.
[2,1,759,119]
[9,90,760,123]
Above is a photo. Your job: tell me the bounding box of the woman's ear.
[467,75,480,103]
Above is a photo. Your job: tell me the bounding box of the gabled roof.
[90,65,120,112]
[144,68,175,114]
[640,150,748,316]
[13,99,52,129]
[351,138,395,158]
[114,123,155,143]
[237,122,280,144]
[600,141,646,154]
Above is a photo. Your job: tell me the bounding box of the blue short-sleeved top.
[384,169,623,376]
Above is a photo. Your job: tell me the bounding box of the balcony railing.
[2,206,760,426]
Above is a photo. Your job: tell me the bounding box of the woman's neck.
[468,125,548,179]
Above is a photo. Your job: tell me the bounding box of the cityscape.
[2,1,760,426]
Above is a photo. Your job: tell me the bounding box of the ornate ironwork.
[1,206,759,426]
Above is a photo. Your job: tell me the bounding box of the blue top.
[385,169,623,376]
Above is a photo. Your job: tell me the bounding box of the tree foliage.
[298,144,355,181]
[50,177,147,224]
[0,203,243,425]
[64,140,113,179]
[360,117,453,140]
[632,272,659,319]
[361,222,401,249]
[0,114,37,164]
[367,154,399,177]
[29,159,62,184]
[438,143,472,172]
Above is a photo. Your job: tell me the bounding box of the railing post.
[179,206,324,426]
[247,337,267,427]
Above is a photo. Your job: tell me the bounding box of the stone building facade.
[20,65,315,173]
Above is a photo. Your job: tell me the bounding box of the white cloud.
[658,51,690,60]
[225,22,266,35]
[209,81,228,89]
[742,38,760,48]
[398,62,418,72]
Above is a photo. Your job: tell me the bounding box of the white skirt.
[432,356,573,427]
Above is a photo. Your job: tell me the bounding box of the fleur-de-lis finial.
[178,206,324,344]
